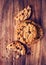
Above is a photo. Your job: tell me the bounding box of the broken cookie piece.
[6,41,26,59]
[14,6,31,21]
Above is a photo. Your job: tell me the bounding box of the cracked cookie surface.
[14,6,31,22]
[15,20,43,48]
[6,41,26,59]
[15,20,37,46]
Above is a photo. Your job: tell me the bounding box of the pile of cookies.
[6,6,43,59]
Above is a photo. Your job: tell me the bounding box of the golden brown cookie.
[14,6,31,21]
[6,41,26,59]
[15,20,37,44]
[15,20,43,47]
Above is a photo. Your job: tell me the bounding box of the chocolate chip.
[28,30,31,34]
[22,13,24,15]
[18,32,20,35]
[16,47,19,49]
[27,9,29,12]
[18,37,20,40]
[13,42,15,44]
[10,44,12,46]
[23,38,26,41]
[20,29,22,30]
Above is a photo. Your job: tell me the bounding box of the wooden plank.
[0,0,14,65]
[0,0,46,65]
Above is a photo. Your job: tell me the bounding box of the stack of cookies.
[6,6,43,59]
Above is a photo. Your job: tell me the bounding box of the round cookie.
[15,20,43,47]
[6,41,26,59]
[16,20,37,45]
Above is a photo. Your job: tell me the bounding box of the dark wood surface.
[0,0,46,65]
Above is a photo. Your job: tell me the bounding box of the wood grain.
[0,0,46,65]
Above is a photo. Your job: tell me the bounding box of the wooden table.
[0,0,46,65]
